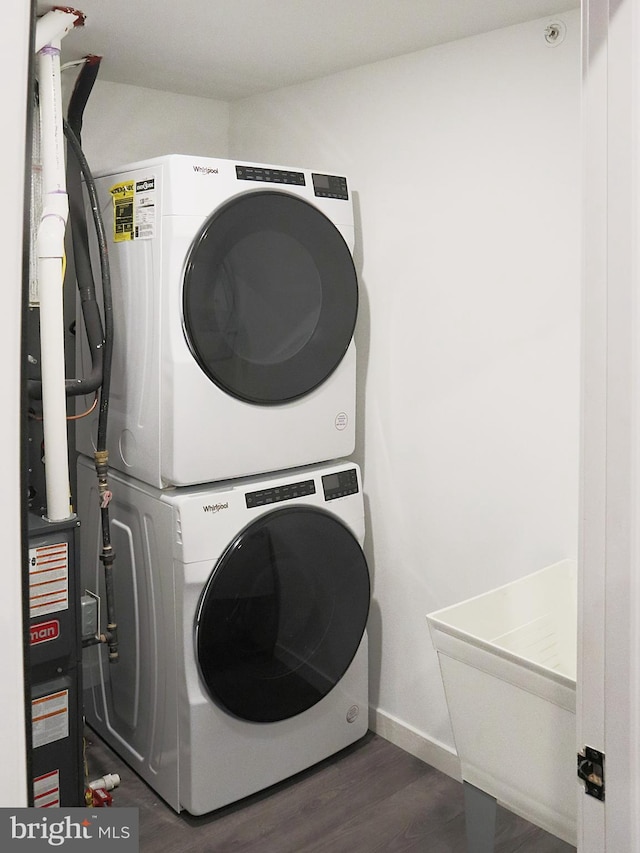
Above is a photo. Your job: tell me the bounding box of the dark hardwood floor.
[83,726,576,852]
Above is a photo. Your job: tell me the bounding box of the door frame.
[3,0,32,809]
[579,0,640,848]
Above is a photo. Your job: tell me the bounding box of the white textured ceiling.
[36,0,579,101]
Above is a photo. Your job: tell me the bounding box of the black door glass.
[182,191,358,404]
[214,231,322,365]
[195,507,370,723]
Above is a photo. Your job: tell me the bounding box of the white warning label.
[134,176,156,239]
[33,769,60,808]
[32,689,69,749]
[28,541,69,617]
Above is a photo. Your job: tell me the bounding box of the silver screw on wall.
[544,21,567,47]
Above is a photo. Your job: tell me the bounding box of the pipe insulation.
[35,9,85,520]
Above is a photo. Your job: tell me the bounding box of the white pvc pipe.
[36,35,72,521]
[34,9,82,54]
[88,774,121,792]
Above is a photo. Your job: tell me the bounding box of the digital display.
[323,473,340,490]
[312,173,349,200]
[322,469,359,500]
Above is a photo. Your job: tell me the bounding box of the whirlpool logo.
[202,502,229,514]
[1,808,138,851]
[192,165,218,175]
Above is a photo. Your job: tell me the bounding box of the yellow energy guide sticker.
[110,176,156,242]
[110,181,134,242]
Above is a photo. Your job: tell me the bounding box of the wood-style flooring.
[83,726,576,853]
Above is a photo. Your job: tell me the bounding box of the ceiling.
[36,0,579,101]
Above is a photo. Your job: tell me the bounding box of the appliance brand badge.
[192,165,219,175]
[30,620,60,645]
[202,502,229,514]
[135,178,154,192]
[335,412,348,431]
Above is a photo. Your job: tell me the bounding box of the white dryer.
[75,155,359,488]
[78,455,370,815]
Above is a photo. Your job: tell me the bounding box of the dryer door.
[195,506,370,723]
[182,191,358,404]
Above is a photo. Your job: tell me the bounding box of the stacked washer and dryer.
[76,155,370,815]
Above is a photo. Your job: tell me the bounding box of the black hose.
[61,120,112,409]
[66,55,101,144]
[65,128,118,663]
[65,59,118,664]
[68,113,117,661]
[66,56,104,398]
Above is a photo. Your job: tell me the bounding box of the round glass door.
[195,506,370,723]
[182,191,358,404]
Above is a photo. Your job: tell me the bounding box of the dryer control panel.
[236,165,305,185]
[322,469,359,501]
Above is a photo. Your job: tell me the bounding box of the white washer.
[75,155,359,488]
[78,455,370,815]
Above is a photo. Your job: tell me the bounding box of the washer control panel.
[245,479,316,508]
[322,469,359,501]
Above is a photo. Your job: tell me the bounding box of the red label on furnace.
[30,620,60,645]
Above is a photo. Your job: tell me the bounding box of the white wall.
[77,79,230,170]
[230,10,581,763]
[2,2,32,807]
[73,10,581,771]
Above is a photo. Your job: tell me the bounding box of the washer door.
[195,506,370,723]
[182,191,358,404]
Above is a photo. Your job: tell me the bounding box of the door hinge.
[577,746,605,801]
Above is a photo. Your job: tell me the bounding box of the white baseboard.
[369,707,462,782]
